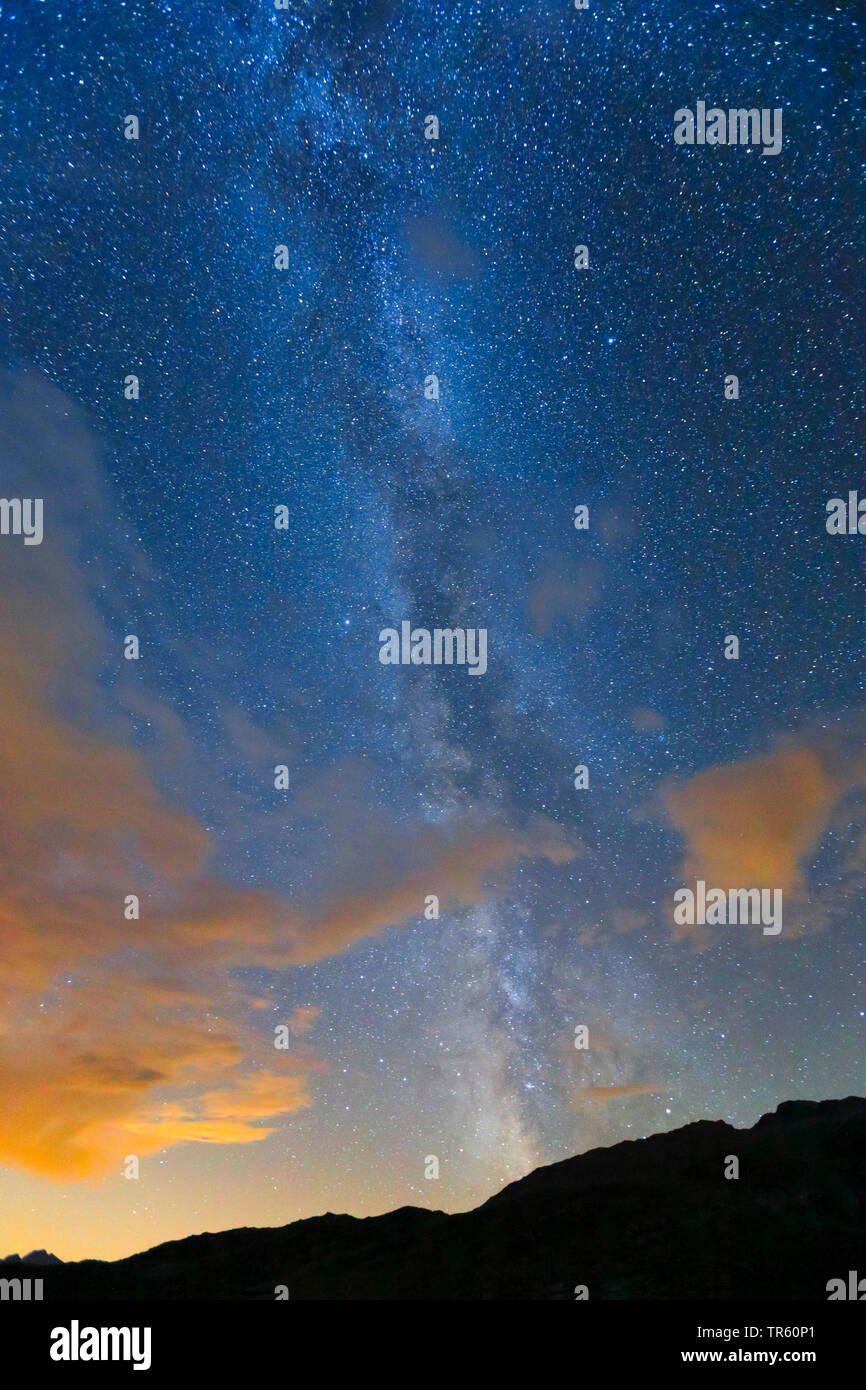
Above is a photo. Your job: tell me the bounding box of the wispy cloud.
[0,373,577,1179]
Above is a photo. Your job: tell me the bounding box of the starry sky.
[0,0,863,1263]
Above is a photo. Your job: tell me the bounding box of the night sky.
[0,0,864,1262]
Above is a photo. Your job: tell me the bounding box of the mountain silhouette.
[1,1250,63,1265]
[4,1097,864,1299]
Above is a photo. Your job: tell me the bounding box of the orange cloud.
[0,969,326,1178]
[285,826,576,965]
[287,1006,320,1034]
[572,1084,670,1105]
[662,744,847,899]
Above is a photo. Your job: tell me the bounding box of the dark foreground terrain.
[4,1097,865,1299]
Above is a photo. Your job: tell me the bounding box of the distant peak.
[755,1096,866,1128]
[2,1250,63,1265]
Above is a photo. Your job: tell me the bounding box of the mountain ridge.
[3,1096,864,1299]
[1,1249,63,1265]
